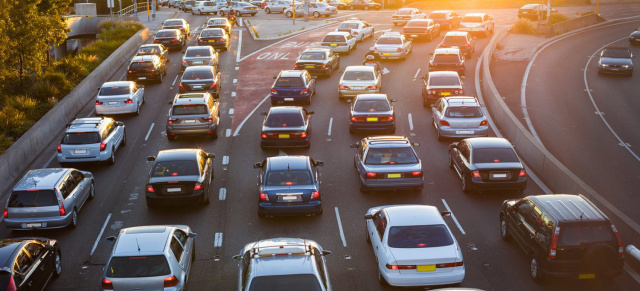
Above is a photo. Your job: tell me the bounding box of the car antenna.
[287,163,290,172]
[579,211,584,221]
[136,238,141,252]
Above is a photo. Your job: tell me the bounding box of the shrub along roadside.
[0,20,145,154]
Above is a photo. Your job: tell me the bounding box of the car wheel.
[305,96,311,105]
[427,33,432,42]
[266,8,270,13]
[313,11,320,18]
[378,269,388,285]
[448,153,454,169]
[353,41,357,49]
[530,255,544,282]
[146,197,155,208]
[500,217,512,241]
[107,149,115,165]
[485,29,489,38]
[121,131,127,146]
[192,10,195,15]
[88,182,95,200]
[286,11,292,17]
[68,209,78,229]
[462,175,472,193]
[359,180,369,192]
[53,250,62,277]
[349,127,354,134]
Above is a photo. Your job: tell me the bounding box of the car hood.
[472,162,522,170]
[600,57,632,65]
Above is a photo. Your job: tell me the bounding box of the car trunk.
[155,36,180,45]
[296,61,325,70]
[181,79,215,91]
[111,278,166,291]
[61,132,102,158]
[351,111,393,124]
[265,185,313,205]
[97,94,133,108]
[7,190,60,219]
[340,79,376,90]
[274,87,307,96]
[375,44,401,54]
[473,163,522,182]
[183,56,214,66]
[149,176,199,196]
[557,221,618,261]
[402,27,429,34]
[389,246,460,274]
[262,126,307,139]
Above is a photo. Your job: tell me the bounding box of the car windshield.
[63,132,101,144]
[429,76,460,86]
[183,69,213,80]
[130,62,153,70]
[405,20,428,27]
[156,31,177,37]
[601,48,631,58]
[323,35,346,42]
[377,37,402,45]
[434,54,460,62]
[316,2,328,7]
[365,147,418,165]
[172,104,208,115]
[472,148,519,163]
[388,225,454,248]
[462,16,482,23]
[275,77,304,87]
[106,256,171,278]
[353,100,390,112]
[186,49,212,57]
[396,9,412,15]
[445,107,483,118]
[137,47,161,55]
[248,274,322,291]
[429,12,446,19]
[559,222,616,247]
[100,86,130,96]
[266,170,313,186]
[522,4,540,9]
[343,70,375,81]
[265,113,304,127]
[201,29,224,37]
[299,52,326,61]
[209,19,227,25]
[338,23,359,30]
[443,35,468,45]
[164,20,183,26]
[152,160,199,177]
[8,190,58,207]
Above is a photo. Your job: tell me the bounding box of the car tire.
[146,197,155,208]
[313,11,320,18]
[484,29,489,38]
[462,175,472,193]
[68,209,78,229]
[500,216,512,241]
[448,153,454,169]
[107,149,115,165]
[88,182,95,200]
[349,127,354,134]
[286,11,292,17]
[437,129,443,141]
[427,33,432,42]
[121,131,127,146]
[530,254,544,282]
[266,8,270,13]
[53,250,62,278]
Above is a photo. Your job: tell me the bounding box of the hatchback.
[167,93,220,140]
[135,44,169,64]
[181,0,196,11]
[192,0,218,15]
[428,10,461,30]
[320,32,357,54]
[102,225,197,291]
[232,238,333,291]
[448,137,526,193]
[364,205,465,287]
[254,155,324,217]
[421,71,464,107]
[270,70,316,105]
[294,48,340,77]
[432,96,488,140]
[373,32,412,60]
[219,2,259,16]
[260,106,313,149]
[598,46,634,76]
[338,66,382,100]
[3,168,94,230]
[429,48,466,76]
[517,4,550,20]
[179,66,222,98]
[0,238,62,290]
[438,31,475,57]
[95,81,145,116]
[153,29,186,51]
[206,17,232,35]
[349,94,396,134]
[181,46,219,71]
[127,55,167,83]
[197,28,229,50]
[351,136,423,192]
[57,117,126,165]
[145,149,215,207]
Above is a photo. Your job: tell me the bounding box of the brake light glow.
[300,132,307,138]
[259,192,269,201]
[179,83,185,90]
[6,275,16,291]
[611,224,624,256]
[171,39,179,42]
[396,48,403,52]
[201,117,213,123]
[411,171,423,177]
[100,142,107,151]
[439,43,446,47]
[294,64,299,68]
[124,98,133,104]
[479,120,488,126]
[321,64,326,69]
[102,279,114,289]
[164,275,179,287]
[271,89,278,94]
[301,89,308,94]
[386,264,416,270]
[367,85,378,90]
[465,43,470,47]
[57,144,62,153]
[471,170,481,178]
[127,70,133,74]
[519,170,526,177]
[146,185,155,192]
[436,261,464,268]
[339,85,349,90]
[153,40,160,43]
[440,120,450,126]
[194,183,203,190]
[95,100,103,105]
[311,191,320,200]
[3,208,7,219]
[549,225,560,259]
[59,204,66,216]
[458,62,464,66]
[366,172,378,178]
[429,61,435,66]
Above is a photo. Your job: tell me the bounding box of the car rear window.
[429,12,446,19]
[365,147,418,165]
[443,35,468,45]
[429,76,460,86]
[376,37,402,45]
[63,132,101,144]
[130,62,153,70]
[99,86,130,96]
[265,113,304,127]
[338,23,358,30]
[186,48,212,57]
[8,190,58,207]
[472,148,519,163]
[249,274,322,291]
[183,69,214,80]
[152,160,199,177]
[172,104,208,115]
[266,170,313,186]
[323,35,346,42]
[299,52,325,61]
[601,48,631,58]
[106,256,171,278]
[559,222,616,247]
[461,16,483,23]
[405,20,428,27]
[201,29,224,37]
[388,225,454,248]
[275,77,304,87]
[138,47,161,55]
[521,4,540,9]
[445,107,483,118]
[209,19,227,25]
[396,9,412,15]
[343,70,375,81]
[164,20,183,26]
[156,30,177,37]
[433,54,461,62]
[353,100,390,112]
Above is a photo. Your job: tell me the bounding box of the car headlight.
[622,65,630,68]
[600,63,609,67]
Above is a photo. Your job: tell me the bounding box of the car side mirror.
[254,162,262,168]
[45,244,54,251]
[441,211,451,217]
[322,250,332,256]
[413,142,420,147]
[260,112,267,115]
[106,236,116,242]
[350,143,357,148]
[429,52,433,55]
[273,76,277,79]
[117,122,125,126]
[315,160,324,166]
[189,232,198,238]
[364,214,372,219]
[147,156,156,162]
[391,99,397,102]
[232,255,242,261]
[207,153,216,158]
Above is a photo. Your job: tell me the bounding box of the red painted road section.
[232,24,340,132]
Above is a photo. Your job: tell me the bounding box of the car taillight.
[59,204,66,216]
[261,133,268,139]
[209,82,217,89]
[458,62,464,66]
[294,64,299,68]
[611,224,624,256]
[153,39,160,43]
[429,61,435,66]
[321,64,326,69]
[480,120,488,126]
[179,83,185,90]
[310,191,320,200]
[439,43,446,47]
[549,225,560,259]
[367,85,378,90]
[201,117,213,123]
[465,43,470,47]
[124,98,133,104]
[396,48,403,52]
[300,132,307,138]
[325,8,330,11]
[301,89,308,94]
[471,170,481,178]
[386,264,416,270]
[271,88,278,94]
[436,261,464,268]
[171,39,179,42]
[57,144,62,153]
[366,172,378,178]
[259,192,269,201]
[425,28,430,33]
[146,185,155,192]
[411,171,423,177]
[339,85,349,90]
[198,39,204,43]
[3,208,7,219]
[518,170,526,177]
[440,119,450,126]
[194,183,203,190]
[101,278,114,289]
[127,70,133,74]
[353,31,358,35]
[164,275,179,287]
[401,28,405,33]
[100,142,107,151]
[95,100,103,105]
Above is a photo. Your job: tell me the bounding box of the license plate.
[163,40,170,43]
[330,43,337,47]
[108,101,118,105]
[441,92,451,96]
[192,85,203,89]
[387,173,401,178]
[492,173,507,178]
[192,61,203,65]
[305,65,315,68]
[284,98,294,101]
[579,273,595,279]
[417,265,436,272]
[166,188,181,192]
[279,134,290,139]
[208,40,216,42]
[25,223,42,228]
[383,53,391,56]
[282,196,297,201]
[138,77,146,80]
[457,130,474,134]
[611,68,619,71]
[74,149,87,154]
[411,34,418,37]
[366,117,378,122]
[352,86,363,90]
[184,120,196,123]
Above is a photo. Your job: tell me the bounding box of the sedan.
[597,46,634,76]
[197,28,229,50]
[364,205,465,287]
[629,30,640,45]
[206,17,232,35]
[219,2,259,16]
[260,106,313,149]
[95,81,144,116]
[179,66,222,97]
[448,137,527,193]
[373,32,412,60]
[145,149,215,207]
[135,44,169,65]
[429,48,466,76]
[294,48,340,77]
[349,94,396,134]
[401,19,440,41]
[270,70,316,105]
[347,0,380,10]
[338,65,381,100]
[153,29,185,51]
[181,46,218,71]
[265,0,299,14]
[254,155,324,217]
[0,238,62,290]
[438,31,475,57]
[161,18,190,37]
[421,71,464,106]
[336,19,375,42]
[392,8,426,26]
[284,2,337,18]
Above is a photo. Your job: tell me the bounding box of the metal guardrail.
[117,3,152,16]
[627,245,640,274]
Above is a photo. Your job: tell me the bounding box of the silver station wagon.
[95,81,145,116]
[57,117,126,166]
[432,96,489,140]
[3,168,95,230]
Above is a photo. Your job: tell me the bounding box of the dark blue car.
[349,94,396,134]
[270,70,316,105]
[254,155,324,217]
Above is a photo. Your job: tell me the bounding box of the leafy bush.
[511,19,538,35]
[43,71,74,96]
[27,81,60,102]
[52,57,89,84]
[549,13,570,25]
[6,95,38,115]
[0,134,13,153]
[0,106,34,139]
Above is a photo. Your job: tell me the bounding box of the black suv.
[0,238,61,290]
[127,55,167,83]
[500,194,624,281]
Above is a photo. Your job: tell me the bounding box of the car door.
[355,141,367,178]
[452,141,469,175]
[62,174,82,213]
[362,22,372,37]
[24,242,52,290]
[303,109,312,133]
[371,211,388,269]
[174,229,193,278]
[169,235,189,282]
[431,98,443,125]
[70,170,90,205]
[509,199,535,252]
[305,72,315,93]
[13,249,36,291]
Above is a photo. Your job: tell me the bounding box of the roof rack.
[66,117,104,128]
[445,96,477,105]
[250,240,311,258]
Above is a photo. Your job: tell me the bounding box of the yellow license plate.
[305,65,315,68]
[383,53,391,56]
[278,134,290,139]
[417,265,436,272]
[387,173,401,178]
[366,117,378,122]
[441,92,450,96]
[330,43,337,47]
[579,273,595,279]
[208,40,216,42]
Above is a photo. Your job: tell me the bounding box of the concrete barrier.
[550,13,606,35]
[0,28,151,199]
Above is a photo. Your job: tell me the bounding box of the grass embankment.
[510,13,571,34]
[0,21,144,154]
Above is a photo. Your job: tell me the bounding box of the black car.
[429,48,466,76]
[153,29,185,51]
[179,65,222,98]
[401,19,440,41]
[500,194,624,281]
[0,238,61,290]
[161,19,190,37]
[135,44,169,64]
[260,106,313,149]
[349,93,396,134]
[254,155,324,217]
[206,17,232,35]
[145,149,215,207]
[126,55,167,83]
[597,46,634,76]
[448,137,526,193]
[629,30,640,45]
[294,48,340,77]
[347,0,380,10]
[197,28,229,50]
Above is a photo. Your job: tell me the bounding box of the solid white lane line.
[413,68,421,79]
[231,92,236,98]
[236,30,243,63]
[327,118,333,136]
[238,17,243,26]
[225,129,231,137]
[144,123,154,141]
[90,213,112,256]
[234,94,270,136]
[624,263,640,286]
[219,188,227,200]
[171,75,179,87]
[441,199,465,235]
[43,154,57,168]
[408,113,414,131]
[335,207,348,247]
[222,156,229,165]
[214,232,223,247]
[119,71,127,81]
[229,108,234,115]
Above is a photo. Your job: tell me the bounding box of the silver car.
[284,2,338,18]
[265,0,298,13]
[232,238,333,291]
[166,92,220,140]
[373,32,413,60]
[338,65,381,100]
[57,117,126,165]
[181,46,219,71]
[102,225,197,291]
[320,31,357,54]
[3,168,95,230]
[95,81,145,115]
[432,96,489,140]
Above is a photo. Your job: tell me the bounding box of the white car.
[392,8,426,26]
[284,2,338,18]
[459,12,495,37]
[95,81,145,116]
[364,205,465,287]
[219,2,259,16]
[192,1,219,15]
[320,31,356,54]
[338,65,381,100]
[335,19,374,42]
[265,0,300,13]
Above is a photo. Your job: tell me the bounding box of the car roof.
[172,93,211,105]
[528,194,607,223]
[278,70,304,78]
[186,46,213,52]
[130,55,158,62]
[101,81,133,88]
[463,13,486,17]
[385,205,445,226]
[208,17,228,21]
[15,168,69,190]
[443,96,479,107]
[344,65,376,72]
[244,238,318,277]
[268,106,303,114]
[465,137,512,149]
[266,155,310,171]
[251,255,315,277]
[603,46,630,51]
[66,117,110,133]
[156,149,201,162]
[445,31,469,37]
[326,31,351,36]
[202,28,225,33]
[164,18,187,24]
[429,71,460,78]
[434,48,461,54]
[355,94,388,101]
[157,29,181,34]
[113,226,172,255]
[340,20,363,24]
